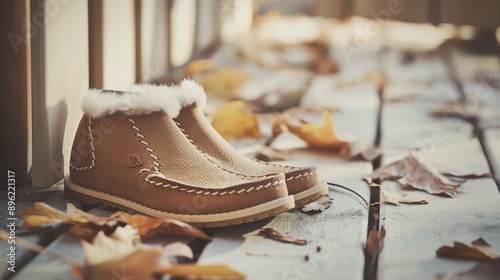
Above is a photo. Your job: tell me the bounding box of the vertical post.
[0,0,31,189]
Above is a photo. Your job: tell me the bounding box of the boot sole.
[64,175,295,228]
[293,182,329,208]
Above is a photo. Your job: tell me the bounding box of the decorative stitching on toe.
[286,171,316,182]
[71,116,97,171]
[145,175,284,196]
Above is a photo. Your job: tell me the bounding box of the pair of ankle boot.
[65,80,328,227]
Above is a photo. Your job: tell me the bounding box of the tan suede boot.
[64,87,294,228]
[141,80,329,208]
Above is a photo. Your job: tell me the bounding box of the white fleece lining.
[81,79,207,118]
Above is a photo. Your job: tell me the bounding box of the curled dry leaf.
[282,110,350,151]
[366,225,386,258]
[381,190,428,206]
[370,154,462,197]
[436,238,500,261]
[260,228,307,245]
[437,258,500,280]
[365,226,386,276]
[19,202,211,241]
[300,195,333,213]
[82,226,243,280]
[211,101,262,140]
[254,146,291,162]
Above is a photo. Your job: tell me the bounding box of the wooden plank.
[198,177,369,280]
[31,0,89,188]
[0,0,31,190]
[198,77,378,279]
[485,128,500,185]
[378,58,500,279]
[378,143,500,280]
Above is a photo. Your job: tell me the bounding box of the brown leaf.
[436,238,500,261]
[315,58,339,75]
[254,147,290,162]
[437,258,500,280]
[365,225,386,277]
[366,226,386,259]
[123,213,211,241]
[19,203,211,241]
[211,101,262,140]
[163,242,194,260]
[370,154,462,197]
[300,196,333,213]
[260,228,307,245]
[282,110,350,151]
[159,264,245,279]
[381,190,428,206]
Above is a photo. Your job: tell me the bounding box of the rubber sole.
[64,175,295,228]
[293,182,329,208]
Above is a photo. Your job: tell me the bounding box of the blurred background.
[2,0,500,190]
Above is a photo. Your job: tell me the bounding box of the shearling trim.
[176,79,207,109]
[82,85,182,118]
[81,80,207,118]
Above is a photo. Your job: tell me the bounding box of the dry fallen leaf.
[159,264,245,280]
[437,258,500,280]
[366,225,386,258]
[211,101,262,140]
[19,203,211,241]
[163,242,194,260]
[201,68,250,100]
[254,146,290,162]
[381,190,428,206]
[18,202,69,228]
[370,154,462,197]
[300,196,333,213]
[122,213,211,241]
[365,225,386,277]
[282,110,350,151]
[436,238,500,261]
[184,59,216,78]
[260,228,307,245]
[83,226,243,280]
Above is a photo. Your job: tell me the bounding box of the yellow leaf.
[211,101,262,140]
[160,264,245,280]
[381,190,428,206]
[184,59,216,78]
[201,68,249,99]
[283,110,349,150]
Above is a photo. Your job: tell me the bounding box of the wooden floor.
[1,49,500,280]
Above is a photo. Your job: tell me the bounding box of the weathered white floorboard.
[485,128,500,184]
[379,89,500,280]
[198,80,378,280]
